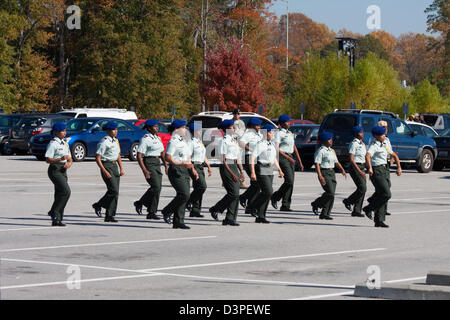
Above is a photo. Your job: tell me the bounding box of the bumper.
[8,138,30,151]
[30,144,47,156]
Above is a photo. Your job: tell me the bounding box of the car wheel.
[35,155,46,161]
[433,161,445,171]
[71,142,86,162]
[1,141,13,155]
[128,142,139,161]
[417,149,434,173]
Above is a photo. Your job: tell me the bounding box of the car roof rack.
[333,109,397,118]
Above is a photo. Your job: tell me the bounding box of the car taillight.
[9,128,12,136]
[32,127,43,136]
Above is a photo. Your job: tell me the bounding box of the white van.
[58,108,137,120]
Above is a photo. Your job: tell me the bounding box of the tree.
[356,34,390,61]
[411,79,444,114]
[200,39,265,112]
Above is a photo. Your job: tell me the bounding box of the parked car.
[290,124,320,170]
[0,113,27,155]
[432,129,450,171]
[30,117,146,161]
[188,112,277,157]
[419,113,450,134]
[8,114,72,154]
[319,109,437,173]
[58,108,137,120]
[128,119,171,149]
[406,121,438,138]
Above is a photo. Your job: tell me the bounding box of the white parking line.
[0,236,217,253]
[0,227,66,232]
[138,248,386,272]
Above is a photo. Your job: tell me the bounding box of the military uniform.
[45,137,71,224]
[312,145,338,219]
[239,128,263,211]
[212,133,241,224]
[346,138,367,216]
[95,135,121,219]
[162,133,191,227]
[272,128,296,210]
[233,119,246,138]
[187,136,207,217]
[136,132,164,217]
[365,140,393,224]
[252,139,277,221]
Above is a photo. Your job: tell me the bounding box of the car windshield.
[240,116,272,127]
[189,116,222,129]
[17,117,46,127]
[422,115,438,127]
[290,126,313,141]
[322,115,357,132]
[66,119,97,132]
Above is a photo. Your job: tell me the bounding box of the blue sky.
[268,0,434,37]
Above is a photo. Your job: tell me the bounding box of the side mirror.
[91,127,100,133]
[411,131,418,137]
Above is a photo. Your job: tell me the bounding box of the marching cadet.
[311,132,347,220]
[363,126,402,228]
[185,122,212,218]
[161,120,199,229]
[232,108,249,189]
[210,119,245,226]
[92,121,124,223]
[238,117,263,214]
[271,114,304,212]
[134,119,168,220]
[45,123,72,227]
[342,126,367,217]
[250,124,284,223]
[367,120,395,216]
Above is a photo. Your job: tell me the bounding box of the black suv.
[8,114,72,154]
[0,114,26,155]
[320,109,437,173]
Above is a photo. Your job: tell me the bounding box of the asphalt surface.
[0,155,449,300]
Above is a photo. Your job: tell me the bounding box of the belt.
[102,160,117,165]
[225,159,238,163]
[356,163,365,165]
[373,165,386,168]
[321,168,334,171]
[192,161,203,165]
[257,162,272,167]
[145,156,160,159]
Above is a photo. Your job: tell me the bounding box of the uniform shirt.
[233,119,246,138]
[219,134,240,160]
[189,137,206,163]
[45,137,71,163]
[137,133,164,157]
[239,128,263,155]
[253,140,277,165]
[275,128,295,154]
[314,145,338,169]
[166,134,190,162]
[367,139,394,166]
[348,138,367,164]
[96,135,121,161]
[368,136,393,158]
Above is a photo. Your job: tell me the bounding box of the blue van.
[319,109,437,173]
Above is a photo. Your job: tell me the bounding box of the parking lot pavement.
[0,156,449,300]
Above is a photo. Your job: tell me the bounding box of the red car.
[128,120,171,150]
[289,120,315,125]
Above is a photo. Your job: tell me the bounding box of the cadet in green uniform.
[162,120,199,229]
[210,119,245,226]
[343,126,367,217]
[239,117,263,214]
[92,121,124,223]
[311,132,347,220]
[45,123,72,227]
[250,124,284,223]
[272,115,304,212]
[186,122,212,218]
[363,126,402,228]
[134,119,168,220]
[367,121,395,216]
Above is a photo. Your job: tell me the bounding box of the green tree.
[411,79,445,114]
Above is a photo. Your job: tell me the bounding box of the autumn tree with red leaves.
[200,39,265,112]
